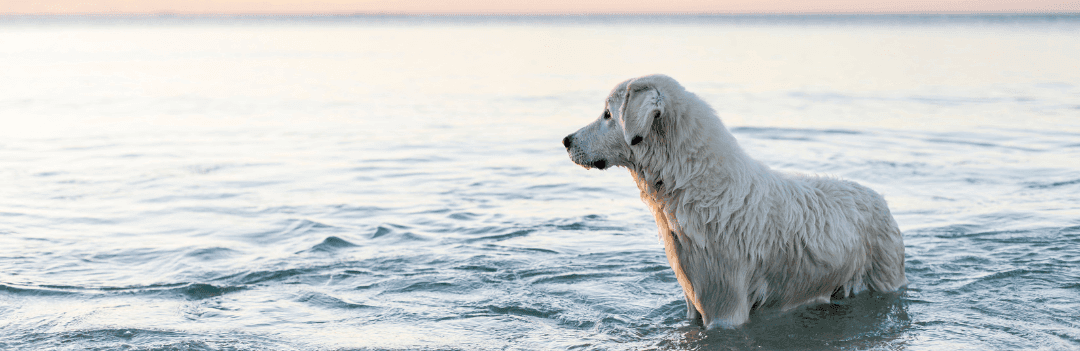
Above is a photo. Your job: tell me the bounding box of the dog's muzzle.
[563,134,607,170]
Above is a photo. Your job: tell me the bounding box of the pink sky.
[6,0,1078,15]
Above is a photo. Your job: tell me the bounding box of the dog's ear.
[619,79,664,147]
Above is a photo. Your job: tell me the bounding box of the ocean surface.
[1,15,1079,350]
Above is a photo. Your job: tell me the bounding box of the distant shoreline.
[3,13,1079,26]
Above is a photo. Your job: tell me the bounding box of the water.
[1,15,1079,350]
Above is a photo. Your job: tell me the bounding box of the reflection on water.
[663,292,912,350]
[0,15,1079,350]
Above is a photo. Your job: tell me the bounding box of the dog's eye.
[604,110,611,119]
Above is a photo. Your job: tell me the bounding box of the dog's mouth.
[569,155,609,170]
[566,148,608,170]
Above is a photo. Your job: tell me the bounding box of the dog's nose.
[562,135,573,149]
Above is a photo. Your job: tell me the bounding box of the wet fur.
[563,74,907,328]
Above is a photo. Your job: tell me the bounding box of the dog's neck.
[629,101,766,198]
[627,101,773,249]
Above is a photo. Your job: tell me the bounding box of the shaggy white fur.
[562,74,908,329]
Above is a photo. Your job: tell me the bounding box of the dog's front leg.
[685,294,702,323]
[697,282,751,329]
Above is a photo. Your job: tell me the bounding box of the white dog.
[562,74,907,329]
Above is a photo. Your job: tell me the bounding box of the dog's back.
[754,175,908,308]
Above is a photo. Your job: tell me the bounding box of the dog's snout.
[562,135,573,149]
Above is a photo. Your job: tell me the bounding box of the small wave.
[370,225,394,238]
[184,164,228,174]
[233,268,311,285]
[512,265,581,282]
[447,211,480,220]
[452,264,499,273]
[39,328,179,343]
[954,268,1051,293]
[9,328,304,351]
[485,304,561,319]
[293,291,373,310]
[184,247,238,260]
[368,224,431,242]
[285,218,337,232]
[360,155,452,164]
[140,193,242,203]
[525,183,573,190]
[529,272,614,285]
[947,255,993,265]
[0,282,244,300]
[479,244,559,255]
[629,263,670,273]
[464,229,532,243]
[919,135,1042,152]
[731,126,863,135]
[235,218,344,245]
[399,281,456,293]
[917,224,983,238]
[178,283,244,300]
[907,95,1004,106]
[0,283,79,296]
[1025,178,1080,189]
[329,204,387,216]
[1060,226,1080,235]
[304,236,359,253]
[537,215,629,233]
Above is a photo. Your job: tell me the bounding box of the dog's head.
[562,74,682,170]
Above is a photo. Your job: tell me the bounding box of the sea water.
[0,15,1078,350]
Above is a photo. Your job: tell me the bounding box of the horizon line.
[5,11,1080,16]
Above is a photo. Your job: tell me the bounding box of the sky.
[5,0,1079,15]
